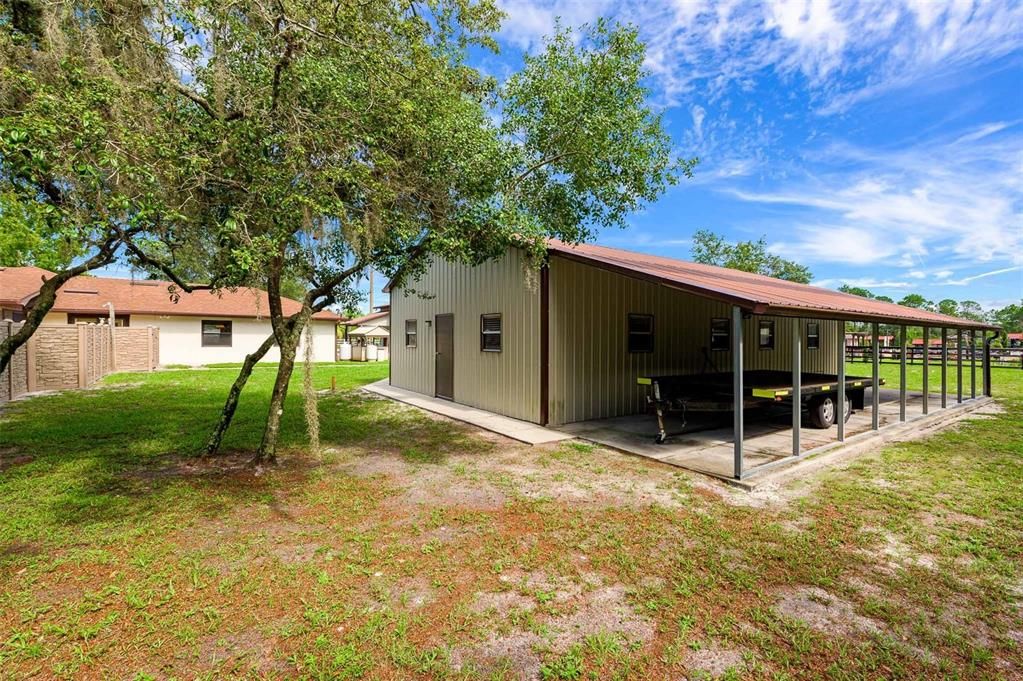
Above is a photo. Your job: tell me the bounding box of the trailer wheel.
[655,433,667,444]
[807,394,852,428]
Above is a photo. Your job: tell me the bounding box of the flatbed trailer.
[637,370,886,443]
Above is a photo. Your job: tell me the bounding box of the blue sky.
[352,0,1021,313]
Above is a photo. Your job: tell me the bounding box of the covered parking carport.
[560,311,996,483]
[545,241,998,483]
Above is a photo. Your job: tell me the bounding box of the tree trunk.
[204,332,277,457]
[254,328,301,464]
[0,249,116,374]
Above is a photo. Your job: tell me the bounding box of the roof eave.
[761,304,1000,331]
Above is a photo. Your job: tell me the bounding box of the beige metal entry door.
[435,314,454,400]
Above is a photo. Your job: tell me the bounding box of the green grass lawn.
[1,361,1021,679]
[844,359,1012,397]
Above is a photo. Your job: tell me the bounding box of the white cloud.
[690,104,706,141]
[815,277,915,290]
[729,129,1023,269]
[496,0,612,51]
[954,121,1015,145]
[495,1,1023,112]
[940,266,1023,286]
[766,225,898,264]
[764,0,847,81]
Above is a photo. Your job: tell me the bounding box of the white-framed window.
[481,313,502,352]
[758,320,775,350]
[405,320,417,347]
[201,320,233,347]
[806,322,820,350]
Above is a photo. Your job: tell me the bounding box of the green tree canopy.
[138,1,690,461]
[991,301,1022,334]
[897,293,935,311]
[690,229,812,283]
[838,285,875,299]
[0,0,197,372]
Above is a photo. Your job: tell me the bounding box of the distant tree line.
[838,286,1021,344]
[688,232,1019,342]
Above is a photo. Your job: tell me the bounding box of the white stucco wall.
[41,312,337,366]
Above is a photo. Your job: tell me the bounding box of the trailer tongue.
[638,370,885,444]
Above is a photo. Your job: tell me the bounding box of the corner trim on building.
[539,263,550,426]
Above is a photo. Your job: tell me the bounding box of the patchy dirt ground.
[1,367,1021,680]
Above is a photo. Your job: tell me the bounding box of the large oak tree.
[4,0,692,462]
[149,2,691,463]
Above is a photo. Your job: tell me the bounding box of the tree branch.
[121,237,213,295]
[171,81,243,122]
[510,151,576,190]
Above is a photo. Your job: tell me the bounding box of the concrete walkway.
[363,381,574,445]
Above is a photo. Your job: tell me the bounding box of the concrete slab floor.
[363,380,993,490]
[557,388,995,488]
[362,380,574,445]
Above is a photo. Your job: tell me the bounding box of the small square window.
[758,320,775,350]
[201,320,232,347]
[628,314,654,353]
[481,314,502,352]
[806,322,820,350]
[710,318,730,351]
[405,320,417,348]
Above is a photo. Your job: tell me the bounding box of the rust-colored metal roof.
[547,241,998,330]
[0,267,340,321]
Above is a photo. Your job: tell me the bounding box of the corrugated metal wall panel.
[548,256,841,425]
[389,250,542,423]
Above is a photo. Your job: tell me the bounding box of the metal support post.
[957,329,963,404]
[941,328,947,408]
[899,325,907,422]
[732,306,744,479]
[970,329,976,399]
[792,319,801,456]
[871,322,880,430]
[837,324,846,440]
[983,332,992,397]
[922,326,929,415]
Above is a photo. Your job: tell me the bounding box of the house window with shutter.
[627,313,654,353]
[710,318,730,351]
[758,320,775,350]
[806,322,820,350]
[201,320,233,347]
[405,320,417,347]
[481,314,502,352]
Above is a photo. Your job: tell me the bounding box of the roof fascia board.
[761,305,999,331]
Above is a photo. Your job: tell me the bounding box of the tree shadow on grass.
[0,370,490,555]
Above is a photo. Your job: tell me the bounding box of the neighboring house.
[343,306,390,347]
[845,332,894,346]
[1008,332,1022,348]
[386,242,990,427]
[0,267,340,366]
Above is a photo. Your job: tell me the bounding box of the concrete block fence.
[0,321,159,402]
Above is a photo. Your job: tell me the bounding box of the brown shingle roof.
[0,267,340,321]
[343,310,389,326]
[0,266,54,307]
[548,241,997,330]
